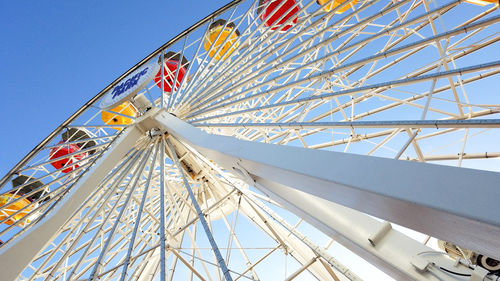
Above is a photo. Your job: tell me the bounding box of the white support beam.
[194,119,500,129]
[151,109,500,280]
[0,126,142,281]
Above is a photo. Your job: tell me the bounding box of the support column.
[152,110,500,280]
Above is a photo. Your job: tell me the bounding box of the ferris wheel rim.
[0,0,244,189]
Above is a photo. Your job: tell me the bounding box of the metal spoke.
[2,1,500,280]
[165,137,233,281]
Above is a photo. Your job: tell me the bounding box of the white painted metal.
[119,142,159,281]
[1,0,500,280]
[165,137,234,281]
[189,60,500,122]
[153,110,500,277]
[194,119,500,129]
[159,137,168,281]
[0,126,142,281]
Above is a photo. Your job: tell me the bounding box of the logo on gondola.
[111,68,148,99]
[100,61,160,110]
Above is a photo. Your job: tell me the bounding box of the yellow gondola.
[101,101,137,130]
[317,0,357,14]
[0,194,32,226]
[0,175,45,226]
[203,19,240,60]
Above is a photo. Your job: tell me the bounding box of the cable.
[439,266,471,277]
[456,245,472,265]
[418,250,475,269]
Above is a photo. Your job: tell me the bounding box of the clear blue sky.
[0,0,230,176]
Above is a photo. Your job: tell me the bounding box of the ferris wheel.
[1,0,500,280]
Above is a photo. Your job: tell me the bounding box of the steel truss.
[1,0,500,280]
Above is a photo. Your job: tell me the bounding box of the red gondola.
[62,128,97,154]
[49,141,87,173]
[154,52,189,93]
[258,0,300,32]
